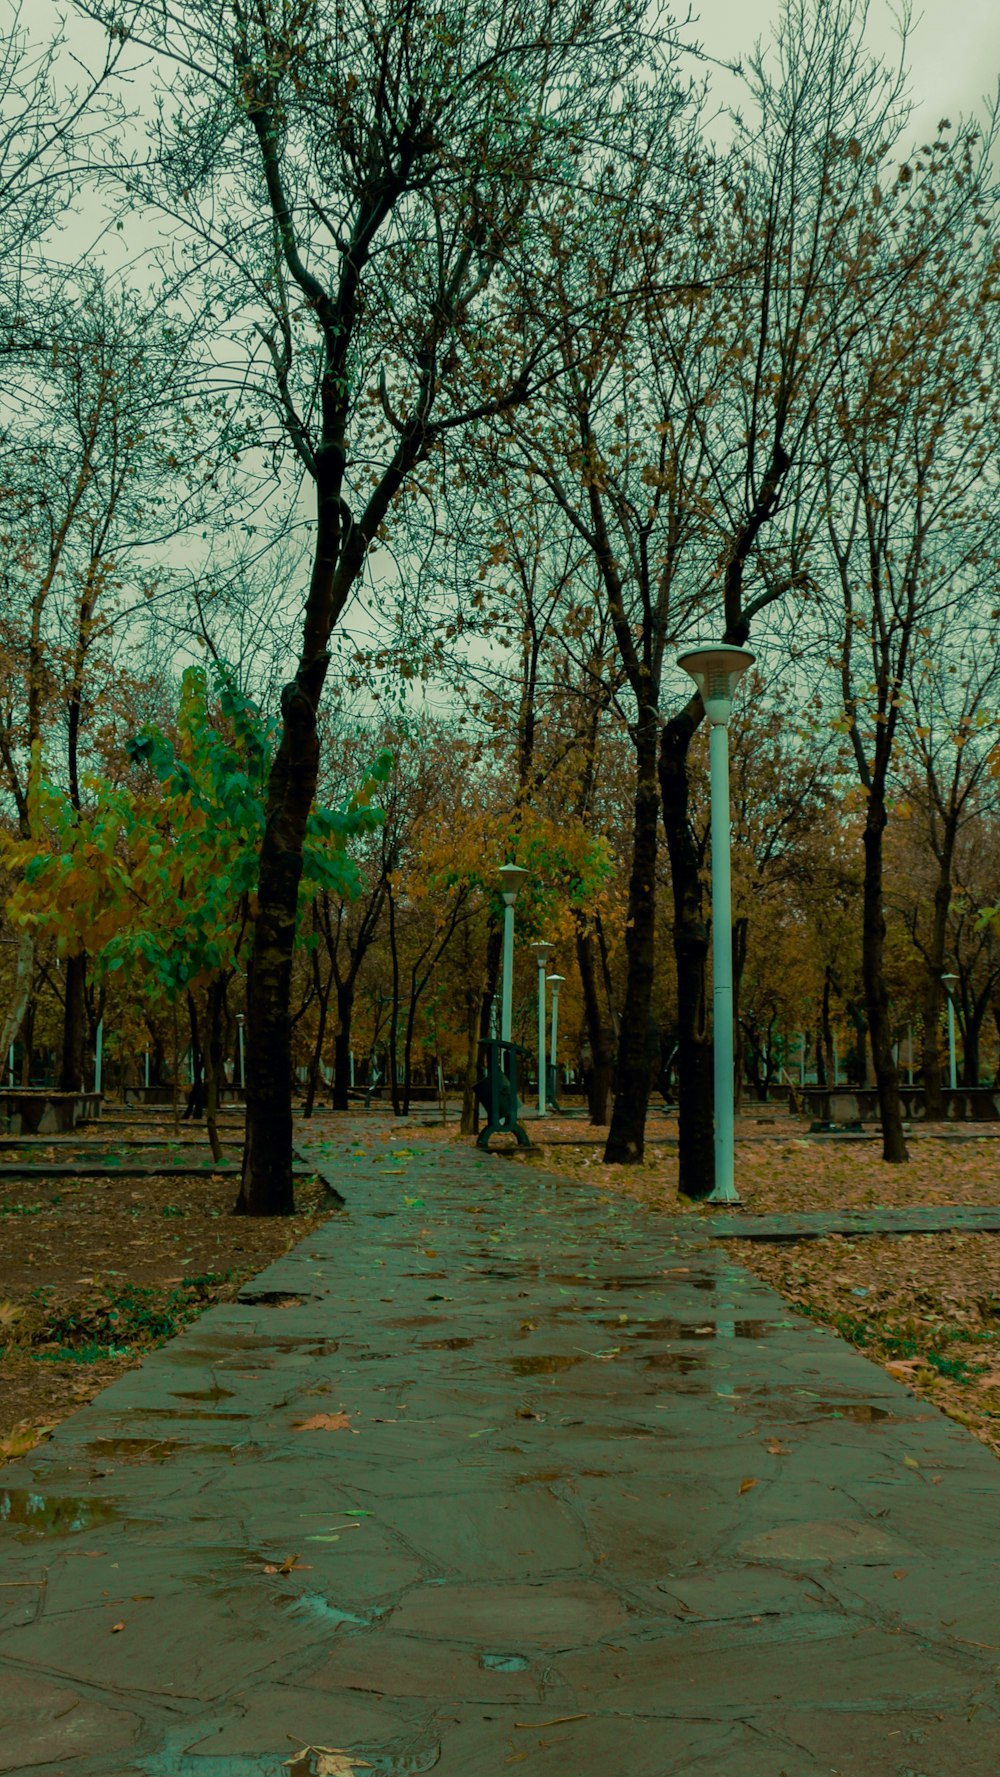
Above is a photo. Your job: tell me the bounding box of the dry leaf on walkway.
[738,1476,761,1494]
[111,1620,125,1633]
[283,1748,372,1776]
[765,1439,789,1456]
[294,1412,356,1433]
[263,1553,309,1574]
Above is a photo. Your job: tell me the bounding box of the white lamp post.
[94,1019,104,1094]
[941,973,959,1092]
[236,1013,246,1090]
[498,864,528,1043]
[530,941,554,1112]
[548,974,565,1106]
[678,641,755,1203]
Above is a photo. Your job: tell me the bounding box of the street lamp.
[236,1013,246,1090]
[548,974,565,1106]
[941,973,959,1092]
[498,864,528,1044]
[530,942,554,1112]
[678,641,756,1203]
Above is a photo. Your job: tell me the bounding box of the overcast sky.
[689,0,998,139]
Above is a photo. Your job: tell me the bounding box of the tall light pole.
[678,642,755,1204]
[548,974,565,1104]
[530,941,554,1112]
[942,973,959,1092]
[236,1013,246,1090]
[498,865,528,1044]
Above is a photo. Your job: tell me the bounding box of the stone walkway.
[3,1129,1000,1775]
[669,1203,1000,1240]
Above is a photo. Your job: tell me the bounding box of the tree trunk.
[304,978,331,1119]
[1,933,34,1074]
[58,952,88,1093]
[575,914,613,1125]
[604,716,659,1164]
[18,994,35,1087]
[402,984,418,1119]
[237,674,322,1216]
[183,991,205,1121]
[460,988,480,1136]
[203,983,224,1163]
[332,982,355,1111]
[817,972,833,1088]
[387,886,402,1116]
[861,798,908,1163]
[921,978,945,1115]
[659,707,713,1200]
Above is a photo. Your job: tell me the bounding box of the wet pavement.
[664,1203,1000,1240]
[2,1129,1000,1775]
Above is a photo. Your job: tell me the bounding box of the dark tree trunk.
[861,798,908,1162]
[921,977,945,1116]
[659,707,713,1200]
[575,914,613,1125]
[204,982,225,1162]
[604,716,659,1164]
[304,982,331,1118]
[817,971,833,1088]
[332,982,355,1111]
[237,673,323,1216]
[460,988,480,1136]
[387,885,402,1116]
[59,952,87,1093]
[19,998,35,1087]
[183,991,206,1121]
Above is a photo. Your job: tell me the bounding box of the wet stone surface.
[2,1125,1000,1774]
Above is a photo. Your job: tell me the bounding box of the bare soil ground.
[0,1121,340,1464]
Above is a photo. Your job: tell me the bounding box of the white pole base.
[707,1183,742,1206]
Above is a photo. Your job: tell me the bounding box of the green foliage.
[1,661,392,1006]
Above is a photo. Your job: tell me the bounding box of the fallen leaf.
[283,1747,372,1776]
[765,1439,789,1456]
[294,1413,356,1433]
[892,1569,907,1580]
[739,1476,761,1494]
[111,1621,125,1633]
[902,1455,921,1470]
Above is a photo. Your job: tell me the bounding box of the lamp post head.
[236,1013,245,1026]
[941,972,959,994]
[499,862,528,905]
[531,941,554,968]
[677,642,756,726]
[547,973,566,993]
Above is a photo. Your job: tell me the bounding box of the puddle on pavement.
[509,1354,587,1375]
[0,1487,118,1537]
[626,1316,775,1340]
[111,1408,251,1422]
[171,1337,338,1366]
[803,1400,895,1423]
[238,1290,311,1307]
[279,1589,369,1628]
[172,1385,236,1402]
[640,1351,703,1373]
[480,1651,530,1671]
[85,1436,242,1463]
